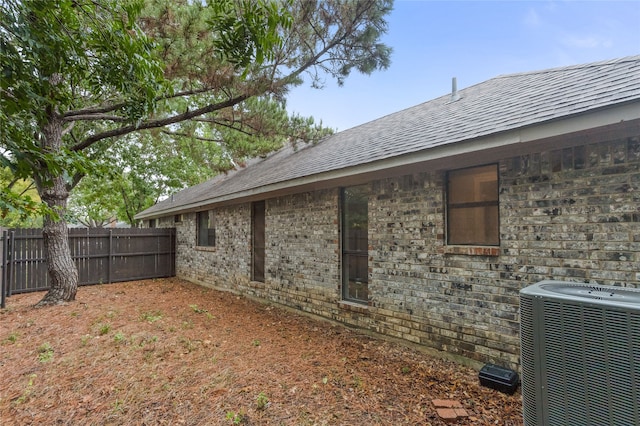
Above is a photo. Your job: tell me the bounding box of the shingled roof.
[136,55,640,219]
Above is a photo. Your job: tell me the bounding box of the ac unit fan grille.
[520,281,640,426]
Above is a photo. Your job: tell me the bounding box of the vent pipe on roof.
[451,77,460,101]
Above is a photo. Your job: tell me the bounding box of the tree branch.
[63,86,222,119]
[61,122,75,136]
[160,130,224,143]
[64,114,128,122]
[71,93,251,151]
[192,117,256,137]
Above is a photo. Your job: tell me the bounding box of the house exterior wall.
[166,133,640,370]
[168,204,253,289]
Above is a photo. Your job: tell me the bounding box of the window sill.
[338,300,369,312]
[195,246,217,252]
[441,246,500,256]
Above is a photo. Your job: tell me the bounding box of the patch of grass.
[98,323,111,335]
[352,375,363,389]
[80,334,91,346]
[180,337,195,353]
[137,335,159,360]
[401,366,411,375]
[37,342,54,363]
[2,331,19,344]
[114,331,126,344]
[189,304,208,314]
[113,399,125,413]
[256,392,269,410]
[225,411,245,424]
[252,339,261,347]
[13,374,37,405]
[140,310,163,323]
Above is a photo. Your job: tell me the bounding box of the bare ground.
[0,278,523,425]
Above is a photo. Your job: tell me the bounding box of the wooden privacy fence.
[1,228,175,307]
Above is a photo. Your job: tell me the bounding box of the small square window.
[196,211,216,247]
[447,164,499,246]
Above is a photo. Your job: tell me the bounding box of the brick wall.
[168,134,639,370]
[174,204,252,290]
[264,190,341,315]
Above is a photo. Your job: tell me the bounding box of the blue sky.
[286,1,640,131]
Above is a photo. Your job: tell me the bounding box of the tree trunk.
[36,108,79,306]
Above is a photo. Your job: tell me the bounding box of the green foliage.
[139,310,163,323]
[2,0,389,214]
[189,304,208,314]
[225,411,245,424]
[209,0,293,70]
[2,332,19,344]
[98,323,111,335]
[68,97,333,226]
[0,188,45,228]
[13,374,37,406]
[37,342,54,362]
[1,0,392,304]
[1,0,164,183]
[0,167,46,227]
[256,392,269,410]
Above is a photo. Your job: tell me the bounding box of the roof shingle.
[137,55,640,219]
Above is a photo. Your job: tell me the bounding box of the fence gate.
[1,228,175,308]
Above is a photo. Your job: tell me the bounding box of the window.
[341,185,368,304]
[447,164,499,246]
[196,211,216,247]
[252,201,265,283]
[174,214,183,223]
[148,219,156,228]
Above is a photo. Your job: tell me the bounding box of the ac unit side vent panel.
[520,281,640,426]
[519,296,539,425]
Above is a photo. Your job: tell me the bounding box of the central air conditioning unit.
[520,281,640,426]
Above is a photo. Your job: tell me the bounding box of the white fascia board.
[136,102,640,219]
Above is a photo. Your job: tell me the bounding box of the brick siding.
[166,134,639,369]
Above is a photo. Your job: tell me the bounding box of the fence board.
[1,228,175,303]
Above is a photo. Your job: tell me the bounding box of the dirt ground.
[0,278,523,425]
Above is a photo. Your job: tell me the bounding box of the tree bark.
[36,109,79,306]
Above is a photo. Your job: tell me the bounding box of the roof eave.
[135,101,640,220]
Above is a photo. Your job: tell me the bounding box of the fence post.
[171,228,176,277]
[8,230,15,298]
[108,229,113,284]
[1,229,6,309]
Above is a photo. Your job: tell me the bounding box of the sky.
[285,0,640,131]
